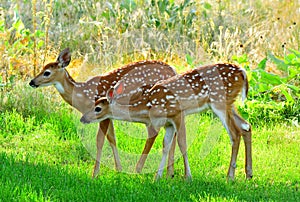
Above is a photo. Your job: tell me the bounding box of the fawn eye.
[43,70,51,77]
[95,106,102,113]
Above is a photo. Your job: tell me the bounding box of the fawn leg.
[155,125,175,180]
[211,104,242,180]
[136,126,159,173]
[175,116,192,180]
[232,109,253,179]
[106,120,122,171]
[167,133,176,178]
[93,120,108,178]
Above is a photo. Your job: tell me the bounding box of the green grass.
[1,83,299,201]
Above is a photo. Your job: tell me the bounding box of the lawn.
[0,84,299,201]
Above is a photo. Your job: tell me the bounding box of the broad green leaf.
[0,19,5,32]
[268,51,288,71]
[254,69,284,86]
[284,53,300,66]
[12,18,25,33]
[258,83,269,92]
[257,58,267,70]
[232,54,248,64]
[280,86,294,103]
[186,54,194,66]
[288,48,300,58]
[261,70,284,85]
[287,84,300,92]
[37,40,44,48]
[288,67,299,79]
[35,30,45,38]
[203,2,212,10]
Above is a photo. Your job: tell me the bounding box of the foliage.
[0,4,46,86]
[231,49,300,124]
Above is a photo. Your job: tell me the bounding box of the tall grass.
[1,1,299,80]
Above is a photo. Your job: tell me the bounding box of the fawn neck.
[55,69,94,113]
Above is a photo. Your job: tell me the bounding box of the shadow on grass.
[0,152,298,201]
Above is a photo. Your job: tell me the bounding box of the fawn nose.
[29,80,38,88]
[80,116,90,124]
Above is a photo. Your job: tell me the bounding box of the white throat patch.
[54,82,65,94]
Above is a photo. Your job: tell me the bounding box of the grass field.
[0,84,299,201]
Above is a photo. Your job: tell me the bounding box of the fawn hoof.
[135,166,142,174]
[116,166,122,172]
[154,173,163,181]
[246,174,253,179]
[92,172,99,179]
[226,174,235,182]
[185,175,192,183]
[167,171,175,179]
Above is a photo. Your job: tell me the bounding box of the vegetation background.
[0,0,299,201]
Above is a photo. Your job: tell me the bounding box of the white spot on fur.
[166,95,175,100]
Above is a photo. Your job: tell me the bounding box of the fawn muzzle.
[29,80,39,88]
[80,116,91,124]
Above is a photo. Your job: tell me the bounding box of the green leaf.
[158,0,169,13]
[0,19,5,32]
[268,51,288,71]
[288,48,300,58]
[186,54,194,66]
[232,54,248,64]
[35,30,45,38]
[203,2,212,10]
[120,0,137,12]
[287,84,300,92]
[258,83,269,92]
[9,75,16,84]
[12,18,25,33]
[258,69,284,85]
[257,58,267,70]
[37,40,44,48]
[280,86,294,103]
[288,66,299,79]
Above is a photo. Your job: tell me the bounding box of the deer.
[80,63,253,180]
[29,48,180,178]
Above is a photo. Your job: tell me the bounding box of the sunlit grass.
[1,82,299,201]
[1,110,299,201]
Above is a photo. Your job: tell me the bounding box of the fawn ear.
[106,88,114,103]
[106,81,124,103]
[57,48,71,68]
[115,81,124,95]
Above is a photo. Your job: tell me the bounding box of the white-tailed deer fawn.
[29,48,179,177]
[80,63,253,180]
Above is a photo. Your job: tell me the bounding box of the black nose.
[29,80,38,88]
[80,116,90,124]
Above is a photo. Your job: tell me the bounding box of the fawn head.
[29,48,71,88]
[80,81,125,124]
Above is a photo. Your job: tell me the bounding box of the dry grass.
[0,0,299,81]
